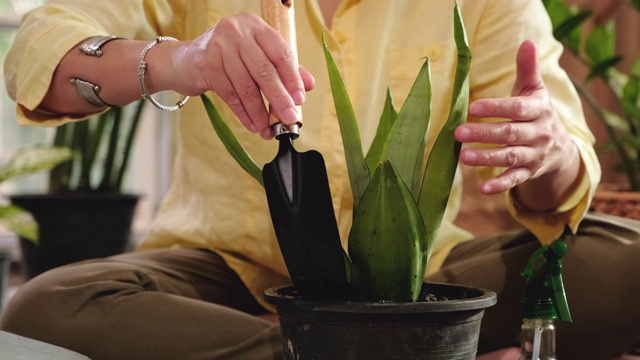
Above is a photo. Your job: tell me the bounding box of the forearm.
[39,38,184,114]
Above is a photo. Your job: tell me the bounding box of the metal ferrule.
[274,123,300,139]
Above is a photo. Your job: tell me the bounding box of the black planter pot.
[265,282,497,360]
[0,249,10,313]
[10,193,140,279]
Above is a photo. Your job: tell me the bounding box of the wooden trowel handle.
[261,0,301,136]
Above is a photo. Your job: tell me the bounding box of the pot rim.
[264,282,497,314]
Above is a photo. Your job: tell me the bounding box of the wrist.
[142,40,181,95]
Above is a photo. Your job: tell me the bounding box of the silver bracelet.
[70,77,114,107]
[137,36,190,112]
[72,35,122,107]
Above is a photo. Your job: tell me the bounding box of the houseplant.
[542,0,640,217]
[203,3,496,359]
[9,101,145,278]
[0,146,73,309]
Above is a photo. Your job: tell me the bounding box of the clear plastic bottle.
[519,318,557,360]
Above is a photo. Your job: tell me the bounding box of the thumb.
[512,40,544,96]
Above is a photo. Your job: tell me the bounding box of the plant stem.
[571,76,640,189]
[98,106,122,191]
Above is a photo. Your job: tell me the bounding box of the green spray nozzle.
[521,228,572,323]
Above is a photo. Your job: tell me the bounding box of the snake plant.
[48,101,146,193]
[202,2,470,302]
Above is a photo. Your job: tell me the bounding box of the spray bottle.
[519,229,572,360]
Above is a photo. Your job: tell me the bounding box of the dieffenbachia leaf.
[323,34,370,208]
[0,146,74,184]
[417,1,471,260]
[365,88,398,174]
[0,205,38,244]
[348,160,426,302]
[201,94,263,186]
[380,59,432,200]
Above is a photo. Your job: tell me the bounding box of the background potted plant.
[9,101,145,279]
[0,146,73,309]
[203,3,496,359]
[542,0,640,218]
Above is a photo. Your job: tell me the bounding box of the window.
[0,0,172,257]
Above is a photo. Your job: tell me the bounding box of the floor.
[1,261,24,311]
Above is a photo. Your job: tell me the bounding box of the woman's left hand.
[454,40,580,210]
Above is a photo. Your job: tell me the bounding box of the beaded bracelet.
[137,36,190,112]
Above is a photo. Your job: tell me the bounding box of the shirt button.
[334,30,347,44]
[427,45,441,61]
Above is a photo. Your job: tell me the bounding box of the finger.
[245,28,302,125]
[455,121,540,146]
[299,65,316,92]
[468,96,547,121]
[255,30,307,106]
[459,145,538,168]
[211,51,261,134]
[479,167,532,195]
[222,42,272,136]
[513,40,544,96]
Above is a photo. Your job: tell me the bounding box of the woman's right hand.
[163,13,315,139]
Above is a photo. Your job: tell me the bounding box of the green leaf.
[545,2,590,54]
[323,34,370,207]
[380,59,432,199]
[50,123,75,192]
[417,1,471,260]
[0,146,74,184]
[586,56,623,81]
[365,88,397,174]
[554,10,591,42]
[622,75,640,119]
[585,22,617,66]
[114,101,146,190]
[0,205,38,244]
[348,160,426,302]
[201,94,264,186]
[602,110,628,131]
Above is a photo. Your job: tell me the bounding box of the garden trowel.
[261,0,348,296]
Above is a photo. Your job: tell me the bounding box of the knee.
[0,267,66,337]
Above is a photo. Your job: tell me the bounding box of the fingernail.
[457,126,470,139]
[248,123,258,133]
[481,183,493,193]
[281,107,300,125]
[469,102,481,116]
[463,150,477,162]
[292,90,305,105]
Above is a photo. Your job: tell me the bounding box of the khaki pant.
[2,212,639,359]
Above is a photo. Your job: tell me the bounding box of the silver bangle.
[79,35,121,57]
[72,35,122,107]
[70,77,114,107]
[137,36,189,112]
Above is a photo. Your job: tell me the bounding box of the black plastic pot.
[10,193,140,279]
[0,249,10,313]
[265,282,497,360]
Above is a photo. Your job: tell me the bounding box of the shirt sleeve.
[4,0,185,125]
[466,0,601,244]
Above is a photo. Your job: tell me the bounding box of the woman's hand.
[168,13,315,139]
[454,40,581,211]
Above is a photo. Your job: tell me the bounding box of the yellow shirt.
[5,0,600,309]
